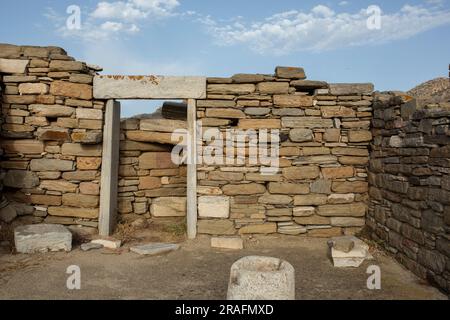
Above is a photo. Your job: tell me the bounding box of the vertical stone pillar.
[99,100,121,236]
[187,99,198,239]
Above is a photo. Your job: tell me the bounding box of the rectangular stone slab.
[130,243,180,256]
[14,224,72,253]
[93,75,207,99]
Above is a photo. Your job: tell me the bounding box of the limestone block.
[282,117,333,128]
[30,104,74,117]
[275,66,306,79]
[50,81,92,100]
[198,196,230,218]
[0,58,29,73]
[330,236,371,267]
[62,143,102,157]
[151,197,186,217]
[48,206,98,219]
[91,239,121,249]
[257,82,289,94]
[14,224,72,253]
[76,108,103,120]
[49,60,85,71]
[197,220,236,235]
[231,74,265,83]
[37,128,70,141]
[205,108,245,119]
[71,132,103,144]
[207,84,255,95]
[40,180,77,193]
[318,203,367,217]
[227,256,295,300]
[30,159,74,171]
[289,129,313,142]
[4,170,39,188]
[329,83,374,95]
[238,223,277,234]
[222,183,266,195]
[139,152,178,169]
[238,119,281,129]
[274,95,313,108]
[18,83,48,95]
[94,75,206,99]
[211,237,243,250]
[130,243,180,256]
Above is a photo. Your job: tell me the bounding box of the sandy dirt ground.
[0,232,447,300]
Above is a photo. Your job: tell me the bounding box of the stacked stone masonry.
[368,92,450,292]
[196,69,373,238]
[0,44,104,229]
[118,117,187,219]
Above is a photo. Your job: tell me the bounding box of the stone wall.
[368,92,450,292]
[0,44,103,231]
[196,68,373,237]
[118,117,187,219]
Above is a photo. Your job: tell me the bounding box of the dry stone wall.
[196,68,374,237]
[118,117,187,219]
[0,44,103,230]
[368,92,450,293]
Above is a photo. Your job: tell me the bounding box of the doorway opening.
[116,99,188,243]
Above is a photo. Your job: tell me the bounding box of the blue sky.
[1,0,449,116]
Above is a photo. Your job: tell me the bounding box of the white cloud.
[91,0,179,21]
[339,1,350,6]
[201,4,450,55]
[46,0,179,42]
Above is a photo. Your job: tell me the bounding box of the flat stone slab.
[14,224,72,253]
[91,239,121,249]
[81,243,104,251]
[93,75,207,99]
[330,236,372,268]
[211,237,243,250]
[130,243,180,256]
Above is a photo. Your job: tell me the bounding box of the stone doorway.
[93,75,206,239]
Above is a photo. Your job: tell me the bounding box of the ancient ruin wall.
[196,70,374,237]
[368,92,450,292]
[0,44,103,230]
[118,117,187,220]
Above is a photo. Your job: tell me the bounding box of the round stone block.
[227,256,295,300]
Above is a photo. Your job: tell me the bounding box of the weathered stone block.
[275,66,306,79]
[211,237,243,250]
[223,183,266,195]
[198,220,236,235]
[77,157,102,170]
[318,203,366,217]
[289,129,313,142]
[138,176,162,190]
[30,159,74,171]
[62,143,102,156]
[76,108,103,120]
[18,83,48,95]
[282,117,333,128]
[207,84,255,94]
[40,180,77,192]
[4,170,39,188]
[37,128,71,141]
[227,256,295,300]
[238,119,281,129]
[274,95,313,108]
[198,196,230,218]
[332,181,368,193]
[348,130,372,142]
[206,108,245,119]
[294,194,327,206]
[329,83,374,95]
[50,81,92,100]
[238,223,277,234]
[14,224,72,253]
[0,58,29,73]
[283,166,320,180]
[30,104,74,117]
[257,82,289,94]
[139,152,178,170]
[268,182,309,194]
[151,197,186,217]
[62,194,99,208]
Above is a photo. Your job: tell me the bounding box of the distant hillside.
[407,77,450,106]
